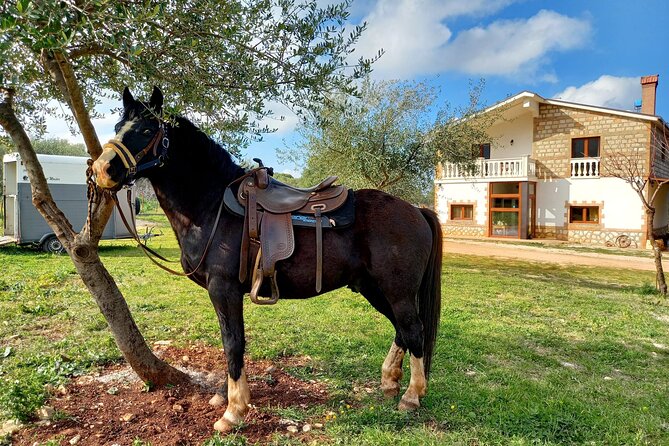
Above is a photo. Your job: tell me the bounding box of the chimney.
[641,74,659,115]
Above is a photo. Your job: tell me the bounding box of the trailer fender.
[39,233,65,254]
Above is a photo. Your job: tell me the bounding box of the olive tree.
[288,79,493,204]
[0,0,375,385]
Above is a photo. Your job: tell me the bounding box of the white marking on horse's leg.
[213,368,250,432]
[380,342,405,398]
[208,392,226,407]
[398,355,426,411]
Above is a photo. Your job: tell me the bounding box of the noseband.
[102,121,170,182]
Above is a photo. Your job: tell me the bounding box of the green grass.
[1,213,669,445]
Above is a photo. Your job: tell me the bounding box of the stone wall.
[533,104,651,179]
[651,122,669,179]
[535,225,568,241]
[535,225,642,247]
[441,224,486,238]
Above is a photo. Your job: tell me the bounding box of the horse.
[92,87,442,433]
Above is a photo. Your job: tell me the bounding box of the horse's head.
[93,86,168,190]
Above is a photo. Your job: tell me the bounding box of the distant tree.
[0,0,375,386]
[286,79,494,204]
[0,135,11,154]
[602,127,669,296]
[32,138,86,156]
[272,172,303,187]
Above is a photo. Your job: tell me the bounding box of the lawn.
[1,214,669,445]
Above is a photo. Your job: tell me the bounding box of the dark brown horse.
[92,87,442,433]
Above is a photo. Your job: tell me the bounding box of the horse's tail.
[418,208,443,379]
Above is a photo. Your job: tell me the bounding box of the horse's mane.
[171,116,246,182]
[119,101,246,183]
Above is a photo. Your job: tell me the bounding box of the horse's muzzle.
[92,149,121,189]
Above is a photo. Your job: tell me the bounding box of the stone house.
[435,75,669,247]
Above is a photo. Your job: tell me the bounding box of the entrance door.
[489,182,520,238]
[488,181,537,239]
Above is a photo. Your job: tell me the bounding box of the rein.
[99,122,262,278]
[112,189,225,277]
[104,121,222,277]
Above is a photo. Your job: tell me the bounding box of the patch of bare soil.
[444,239,659,271]
[10,344,329,446]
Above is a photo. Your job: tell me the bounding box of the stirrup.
[249,247,279,305]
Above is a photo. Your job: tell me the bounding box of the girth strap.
[314,206,323,293]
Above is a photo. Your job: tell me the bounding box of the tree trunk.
[0,87,188,386]
[70,240,187,385]
[646,208,668,296]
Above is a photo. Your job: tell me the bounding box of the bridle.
[102,119,170,184]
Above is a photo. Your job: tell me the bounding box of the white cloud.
[43,95,120,145]
[257,102,301,135]
[552,75,640,110]
[351,1,591,79]
[441,10,590,76]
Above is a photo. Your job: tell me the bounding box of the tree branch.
[41,49,103,159]
[68,44,132,67]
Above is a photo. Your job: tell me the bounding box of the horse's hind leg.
[381,339,405,397]
[366,274,427,409]
[360,282,405,398]
[208,281,250,432]
[393,305,426,410]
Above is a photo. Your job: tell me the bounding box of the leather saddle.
[225,167,348,305]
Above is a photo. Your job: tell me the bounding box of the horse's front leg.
[207,280,249,433]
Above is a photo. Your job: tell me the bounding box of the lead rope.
[112,189,225,277]
[85,159,103,235]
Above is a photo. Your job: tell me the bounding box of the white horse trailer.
[2,153,136,253]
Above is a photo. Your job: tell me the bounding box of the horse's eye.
[142,128,153,136]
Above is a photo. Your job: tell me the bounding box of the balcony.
[571,157,600,178]
[438,155,536,182]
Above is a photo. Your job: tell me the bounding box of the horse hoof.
[381,385,400,398]
[209,393,226,407]
[397,396,420,411]
[213,417,235,432]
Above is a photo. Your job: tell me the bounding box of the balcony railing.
[440,156,536,180]
[571,157,600,178]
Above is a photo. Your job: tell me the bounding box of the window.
[491,182,519,194]
[570,206,599,223]
[474,143,491,159]
[493,198,519,208]
[451,204,473,220]
[572,137,600,158]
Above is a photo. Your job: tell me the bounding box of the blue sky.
[47,0,669,174]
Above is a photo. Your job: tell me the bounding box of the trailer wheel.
[135,197,141,215]
[42,235,65,254]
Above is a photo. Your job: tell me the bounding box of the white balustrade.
[570,157,600,178]
[440,155,535,180]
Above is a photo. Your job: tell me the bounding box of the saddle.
[225,166,349,305]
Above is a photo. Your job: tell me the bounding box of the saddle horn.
[252,158,274,176]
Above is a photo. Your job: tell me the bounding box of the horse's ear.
[122,87,134,108]
[150,86,163,112]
